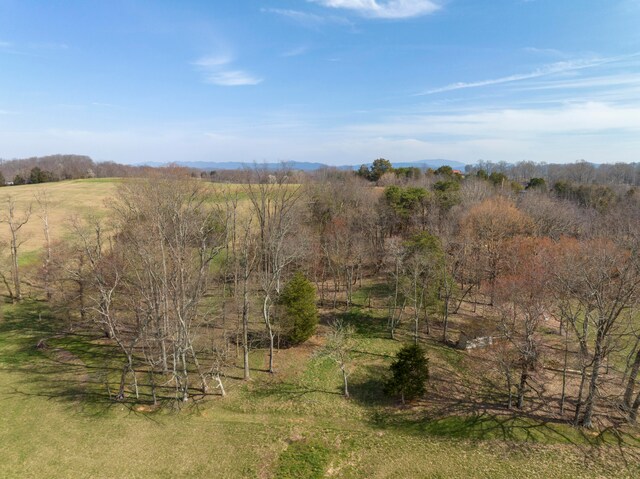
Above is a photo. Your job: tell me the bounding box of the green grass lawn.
[1,299,639,478]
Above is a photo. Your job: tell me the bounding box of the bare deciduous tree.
[244,168,303,373]
[35,190,54,301]
[0,196,31,302]
[553,238,640,427]
[316,319,356,398]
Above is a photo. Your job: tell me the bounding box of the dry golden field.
[0,178,120,255]
[0,178,252,259]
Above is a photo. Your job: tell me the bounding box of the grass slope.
[0,179,119,257]
[1,299,638,478]
[0,179,251,265]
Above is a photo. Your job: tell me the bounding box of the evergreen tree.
[13,174,26,185]
[29,166,44,184]
[526,177,546,190]
[279,272,318,345]
[385,344,429,404]
[370,158,393,181]
[434,165,453,176]
[356,164,371,181]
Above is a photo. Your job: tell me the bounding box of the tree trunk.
[560,328,568,415]
[342,367,349,398]
[215,374,226,397]
[10,229,21,302]
[517,368,528,409]
[630,391,640,423]
[442,302,449,343]
[242,280,250,380]
[43,218,52,301]
[573,366,588,425]
[623,348,640,412]
[116,365,127,401]
[263,295,275,374]
[580,349,603,428]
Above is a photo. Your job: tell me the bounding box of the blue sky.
[1,0,639,165]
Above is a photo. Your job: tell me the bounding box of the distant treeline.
[465,159,640,186]
[2,155,640,192]
[0,154,195,186]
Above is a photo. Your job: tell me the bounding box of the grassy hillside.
[0,179,120,255]
[0,179,250,261]
[1,298,638,478]
[0,178,639,478]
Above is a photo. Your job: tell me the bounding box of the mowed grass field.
[0,179,251,260]
[2,301,635,479]
[0,179,119,256]
[0,179,639,478]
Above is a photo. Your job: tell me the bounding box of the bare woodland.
[2,160,640,433]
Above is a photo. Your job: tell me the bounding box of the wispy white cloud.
[516,73,640,92]
[262,8,325,25]
[192,54,233,68]
[205,70,263,86]
[28,42,69,50]
[346,102,640,138]
[261,8,353,28]
[192,54,262,87]
[0,39,70,57]
[420,55,636,95]
[309,0,440,19]
[4,101,639,165]
[281,46,309,58]
[523,46,566,57]
[91,102,125,108]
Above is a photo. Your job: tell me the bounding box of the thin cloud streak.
[262,8,326,25]
[523,47,566,57]
[192,54,262,87]
[343,102,640,139]
[281,46,309,57]
[516,73,640,92]
[9,102,638,165]
[205,70,263,86]
[192,54,232,68]
[261,8,353,28]
[27,42,69,50]
[420,54,640,95]
[310,0,441,19]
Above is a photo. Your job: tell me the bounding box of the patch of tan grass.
[0,179,119,254]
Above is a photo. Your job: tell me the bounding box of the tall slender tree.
[0,196,31,302]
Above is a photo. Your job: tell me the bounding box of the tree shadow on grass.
[321,309,389,338]
[250,379,342,402]
[369,405,640,471]
[348,364,393,407]
[351,282,392,308]
[0,299,140,413]
[362,359,640,472]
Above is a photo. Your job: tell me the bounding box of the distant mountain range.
[139,159,467,172]
[391,159,467,170]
